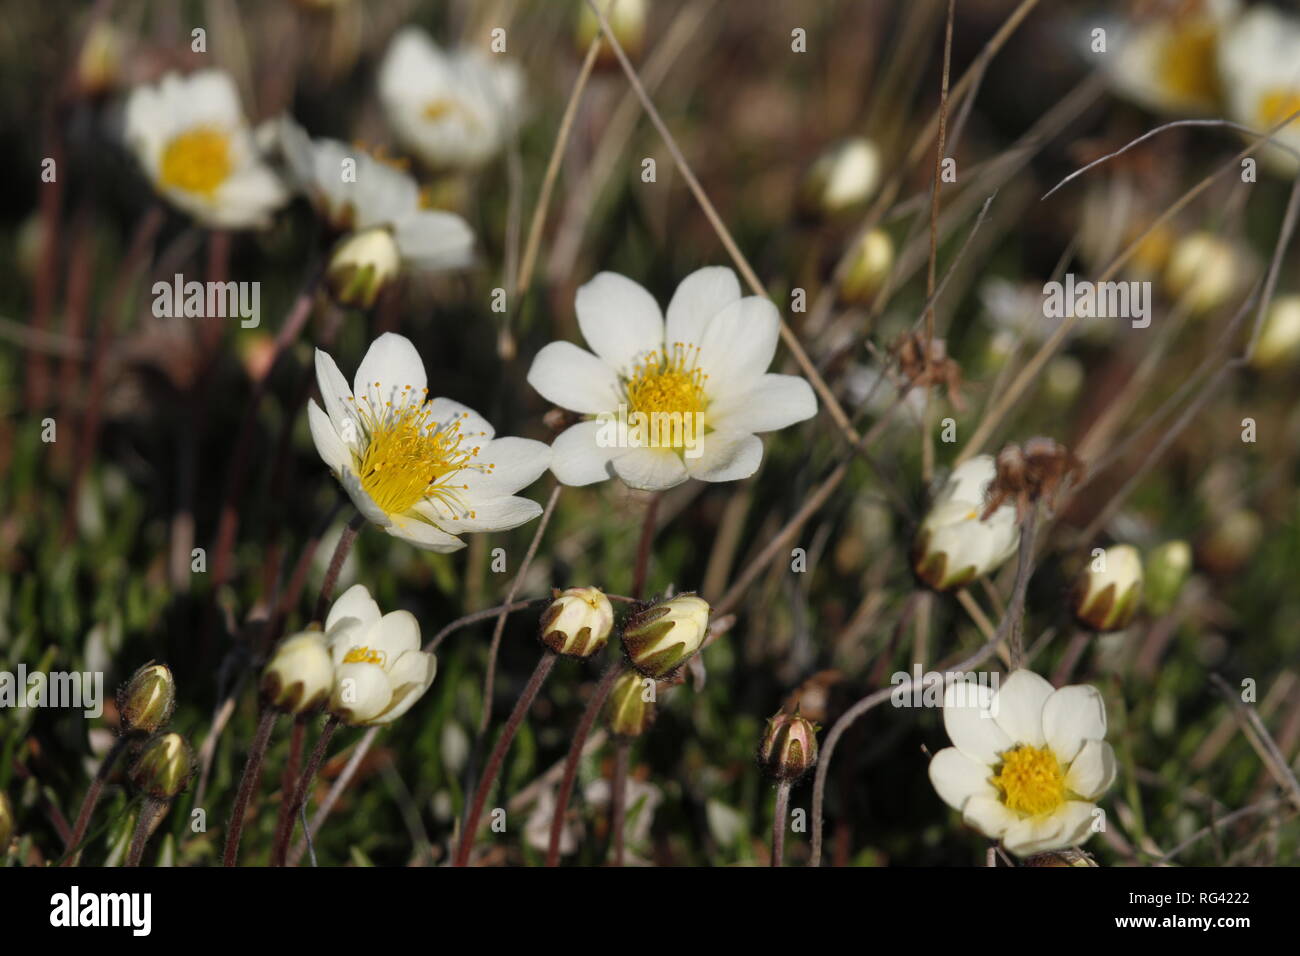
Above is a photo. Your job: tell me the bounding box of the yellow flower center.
[1157,22,1218,106]
[159,127,233,198]
[342,646,385,666]
[622,344,709,451]
[1258,89,1300,130]
[992,744,1067,817]
[349,385,492,517]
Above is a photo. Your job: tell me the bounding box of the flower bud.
[540,587,614,658]
[262,631,334,715]
[0,791,13,851]
[128,733,193,800]
[1144,540,1192,615]
[605,670,657,738]
[758,711,819,781]
[1251,295,1300,370]
[1073,544,1143,632]
[913,456,1019,591]
[117,663,176,736]
[622,593,711,678]
[76,22,124,98]
[326,227,401,309]
[801,138,881,215]
[840,228,895,304]
[576,0,646,64]
[1163,232,1241,314]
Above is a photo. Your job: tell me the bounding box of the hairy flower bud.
[262,631,334,715]
[605,670,657,738]
[1144,540,1192,615]
[1073,544,1143,632]
[326,227,401,309]
[840,228,895,304]
[128,733,193,800]
[759,711,819,781]
[540,587,614,658]
[801,138,881,215]
[117,663,176,736]
[622,594,711,678]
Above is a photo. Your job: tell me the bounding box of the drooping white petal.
[353,332,428,411]
[575,272,664,372]
[929,747,996,812]
[423,494,542,534]
[683,431,762,483]
[989,670,1055,748]
[611,447,689,491]
[549,420,619,486]
[308,400,352,475]
[1066,739,1117,800]
[695,295,781,400]
[665,266,741,347]
[706,373,817,434]
[526,341,621,414]
[942,680,1012,765]
[1043,684,1108,764]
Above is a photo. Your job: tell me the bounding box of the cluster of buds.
[117,663,177,736]
[981,437,1082,521]
[128,732,194,800]
[893,332,966,412]
[261,628,335,716]
[605,670,658,738]
[540,587,615,658]
[758,711,820,782]
[1073,544,1145,632]
[913,456,1020,591]
[622,594,712,679]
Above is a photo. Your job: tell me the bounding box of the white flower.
[526,267,818,491]
[309,332,551,551]
[1073,543,1144,632]
[378,27,524,169]
[802,137,881,214]
[124,69,288,228]
[929,670,1117,857]
[913,456,1019,591]
[1102,0,1238,116]
[1163,231,1245,314]
[278,118,475,276]
[324,584,436,725]
[1219,5,1300,172]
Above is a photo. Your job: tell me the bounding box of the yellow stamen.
[342,646,385,666]
[1258,89,1300,129]
[159,127,233,198]
[348,387,490,518]
[992,744,1067,817]
[623,343,708,446]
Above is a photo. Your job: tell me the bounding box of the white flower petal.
[1066,739,1117,801]
[942,680,1012,765]
[1043,684,1108,764]
[371,650,437,724]
[423,494,542,534]
[697,295,781,397]
[426,397,495,443]
[575,272,664,372]
[683,431,762,483]
[1002,801,1097,856]
[308,399,351,475]
[340,471,392,527]
[325,583,382,636]
[464,437,551,497]
[363,610,421,668]
[526,341,621,414]
[665,266,742,347]
[383,516,465,552]
[989,670,1055,748]
[929,747,996,812]
[353,332,427,410]
[314,348,358,440]
[707,373,817,434]
[961,795,1017,840]
[611,447,689,491]
[392,210,475,270]
[549,420,618,486]
[331,661,392,724]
